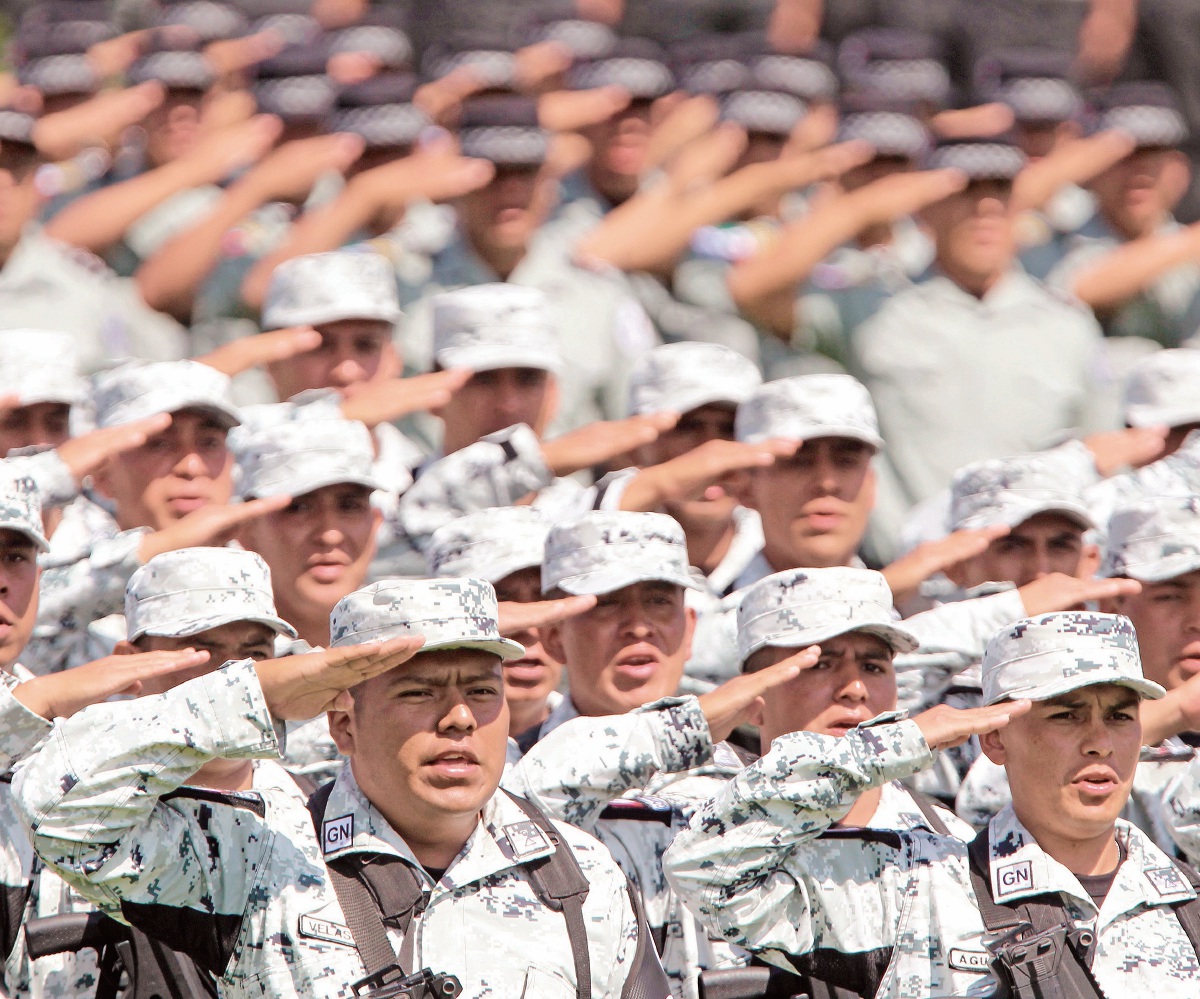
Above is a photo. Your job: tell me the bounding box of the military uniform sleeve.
[663,719,932,957]
[503,696,714,828]
[25,530,147,674]
[12,660,280,922]
[3,450,78,509]
[1161,753,1200,866]
[0,675,51,772]
[391,423,553,550]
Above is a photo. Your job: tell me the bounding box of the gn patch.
[322,814,353,855]
[948,949,992,973]
[504,821,552,862]
[995,860,1034,899]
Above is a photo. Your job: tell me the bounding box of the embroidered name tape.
[298,913,355,947]
[995,860,1034,898]
[1146,866,1189,896]
[504,820,551,862]
[322,814,353,855]
[948,949,992,972]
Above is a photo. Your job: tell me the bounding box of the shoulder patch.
[321,813,353,855]
[503,820,552,862]
[995,860,1034,898]
[1146,866,1189,897]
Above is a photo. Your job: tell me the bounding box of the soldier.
[25,360,286,675]
[1122,348,1200,456]
[959,495,1200,848]
[668,611,1200,997]
[427,507,563,740]
[850,134,1112,562]
[14,578,671,999]
[1048,83,1200,352]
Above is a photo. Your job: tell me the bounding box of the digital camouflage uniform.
[15,579,652,999]
[666,612,1200,998]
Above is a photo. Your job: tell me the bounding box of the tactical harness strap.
[305,782,594,999]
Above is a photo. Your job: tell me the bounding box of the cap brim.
[421,637,526,661]
[0,520,50,552]
[247,471,384,500]
[962,500,1095,533]
[135,611,299,642]
[636,390,744,417]
[990,672,1166,704]
[1108,553,1200,584]
[755,425,884,450]
[1125,404,1200,430]
[551,567,702,596]
[142,399,241,429]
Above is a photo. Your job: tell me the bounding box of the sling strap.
[908,790,952,836]
[307,781,597,999]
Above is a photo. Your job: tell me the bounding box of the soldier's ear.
[328,694,356,755]
[541,621,568,664]
[113,640,139,657]
[979,727,1008,766]
[681,605,697,662]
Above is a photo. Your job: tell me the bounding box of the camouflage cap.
[981,611,1164,704]
[1102,496,1200,582]
[92,360,241,429]
[735,374,883,448]
[542,511,701,596]
[627,342,762,416]
[329,577,524,659]
[737,566,919,663]
[0,468,48,551]
[126,547,297,641]
[1123,349,1200,429]
[0,330,87,407]
[427,507,549,583]
[949,450,1094,532]
[232,418,382,499]
[262,249,403,329]
[431,284,562,374]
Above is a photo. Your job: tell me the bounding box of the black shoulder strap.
[1168,858,1200,962]
[504,790,593,999]
[908,790,952,837]
[306,782,415,980]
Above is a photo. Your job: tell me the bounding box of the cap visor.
[436,347,561,375]
[746,620,920,660]
[421,637,526,661]
[0,521,50,552]
[1111,553,1200,584]
[248,472,384,500]
[137,611,299,642]
[264,304,402,329]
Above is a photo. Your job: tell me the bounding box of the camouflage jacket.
[14,660,647,999]
[664,717,1200,998]
[508,696,748,999]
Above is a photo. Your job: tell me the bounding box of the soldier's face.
[93,409,233,531]
[493,566,563,735]
[1090,147,1188,239]
[583,100,653,206]
[239,483,381,623]
[958,513,1088,590]
[981,684,1140,843]
[128,621,277,694]
[544,581,695,716]
[144,91,205,167]
[0,403,71,454]
[1111,569,1200,690]
[0,530,39,671]
[752,632,897,748]
[457,165,548,255]
[742,437,875,571]
[435,367,554,453]
[332,649,508,846]
[636,404,740,524]
[267,319,398,401]
[922,180,1015,285]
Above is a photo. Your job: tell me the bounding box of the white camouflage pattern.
[734,374,883,448]
[426,506,549,582]
[949,447,1095,532]
[627,343,762,417]
[91,360,240,429]
[232,417,381,498]
[261,248,403,329]
[1102,495,1200,582]
[432,283,563,373]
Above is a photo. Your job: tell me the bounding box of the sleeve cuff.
[850,718,935,783]
[0,678,52,767]
[485,423,554,491]
[198,659,283,760]
[635,695,715,771]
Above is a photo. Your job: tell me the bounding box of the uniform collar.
[315,766,557,889]
[920,268,1035,308]
[987,804,1196,913]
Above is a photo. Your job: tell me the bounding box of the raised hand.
[1082,425,1169,476]
[339,369,474,427]
[56,414,174,485]
[540,412,680,476]
[257,635,425,718]
[1018,573,1141,616]
[14,648,211,720]
[498,595,597,636]
[698,646,820,743]
[914,699,1032,751]
[620,438,797,511]
[882,525,1011,605]
[196,326,322,378]
[137,495,293,564]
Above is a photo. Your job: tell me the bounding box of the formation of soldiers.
[3,0,1200,997]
